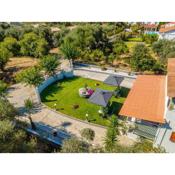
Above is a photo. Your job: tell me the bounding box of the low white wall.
[35,70,74,102]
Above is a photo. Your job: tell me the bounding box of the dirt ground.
[6,57,38,70]
[2,57,38,84]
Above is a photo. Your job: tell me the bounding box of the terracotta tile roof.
[159,26,175,33]
[119,75,166,123]
[144,24,158,29]
[167,58,175,97]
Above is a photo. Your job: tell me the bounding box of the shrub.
[101,66,107,71]
[0,97,16,121]
[0,80,8,95]
[40,55,60,76]
[72,104,79,109]
[15,67,44,87]
[2,37,20,56]
[80,128,95,141]
[141,34,158,44]
[61,137,90,153]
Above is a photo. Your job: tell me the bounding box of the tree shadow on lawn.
[108,101,123,115]
[59,76,80,83]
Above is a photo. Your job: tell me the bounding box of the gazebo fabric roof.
[104,75,124,86]
[119,75,166,123]
[88,88,113,107]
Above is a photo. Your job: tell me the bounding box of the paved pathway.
[8,83,107,145]
[74,69,135,89]
[7,66,135,146]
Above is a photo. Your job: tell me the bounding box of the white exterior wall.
[154,110,175,153]
[159,30,175,40]
[35,71,74,101]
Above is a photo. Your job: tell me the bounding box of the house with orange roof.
[119,58,175,152]
[143,22,159,35]
[159,22,175,40]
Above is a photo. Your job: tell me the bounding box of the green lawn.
[127,37,143,42]
[41,77,129,127]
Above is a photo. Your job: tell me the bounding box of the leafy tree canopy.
[0,80,8,95]
[113,39,128,55]
[152,39,175,62]
[0,97,16,121]
[142,33,158,44]
[19,32,49,58]
[61,137,90,153]
[0,44,12,71]
[16,67,44,87]
[60,41,80,61]
[40,55,60,75]
[2,36,20,56]
[131,43,156,72]
[104,115,119,152]
[80,128,95,141]
[0,120,37,153]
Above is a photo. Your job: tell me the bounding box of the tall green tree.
[80,128,95,142]
[152,39,175,62]
[40,55,60,75]
[104,115,119,152]
[0,27,5,41]
[0,119,37,153]
[113,39,128,55]
[61,137,90,153]
[0,80,7,95]
[16,67,44,87]
[0,44,12,71]
[19,32,49,58]
[2,36,20,56]
[131,43,156,71]
[0,96,16,121]
[60,41,80,68]
[24,98,36,130]
[141,33,158,44]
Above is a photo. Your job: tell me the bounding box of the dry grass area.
[49,48,59,54]
[6,57,38,70]
[3,57,38,84]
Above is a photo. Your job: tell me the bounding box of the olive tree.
[16,67,44,87]
[0,80,7,95]
[40,55,60,76]
[2,37,20,56]
[61,137,90,153]
[104,115,119,152]
[19,32,49,58]
[131,43,156,72]
[60,41,80,68]
[0,97,16,121]
[0,119,37,153]
[80,128,95,142]
[24,98,36,130]
[0,44,12,71]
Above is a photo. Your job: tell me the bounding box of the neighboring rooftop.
[159,22,175,33]
[144,23,158,29]
[119,75,166,123]
[167,58,175,97]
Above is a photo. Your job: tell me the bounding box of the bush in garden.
[80,128,95,141]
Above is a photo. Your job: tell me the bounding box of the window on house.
[170,132,175,142]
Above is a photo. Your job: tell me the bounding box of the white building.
[159,22,175,40]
